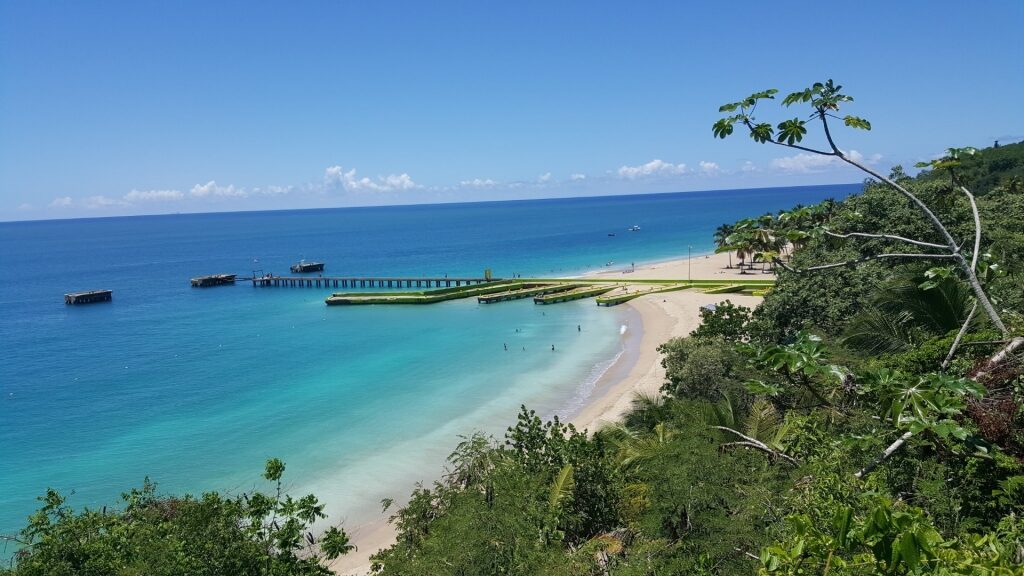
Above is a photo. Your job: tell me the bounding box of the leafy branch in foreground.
[713,80,1007,335]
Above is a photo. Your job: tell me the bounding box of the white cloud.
[124,189,184,202]
[262,185,293,196]
[324,166,418,192]
[459,178,498,189]
[190,180,247,198]
[770,149,881,174]
[617,159,688,179]
[49,196,73,208]
[84,195,127,209]
[770,153,836,173]
[17,203,33,211]
[538,172,552,183]
[570,173,586,181]
[741,161,758,172]
[698,160,720,175]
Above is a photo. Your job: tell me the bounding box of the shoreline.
[329,250,769,575]
[570,250,768,431]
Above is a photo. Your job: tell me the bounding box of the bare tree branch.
[713,426,800,466]
[773,253,956,273]
[855,430,912,479]
[741,118,838,156]
[736,104,1008,336]
[961,186,982,272]
[823,230,947,250]
[819,110,842,154]
[943,302,978,371]
[941,197,983,372]
[763,138,837,157]
[837,154,1007,336]
[972,336,1024,382]
[734,547,761,561]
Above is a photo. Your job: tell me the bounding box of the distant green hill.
[916,139,1024,194]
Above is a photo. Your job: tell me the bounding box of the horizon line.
[1,181,860,225]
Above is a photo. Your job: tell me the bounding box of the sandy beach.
[329,250,769,575]
[571,252,767,431]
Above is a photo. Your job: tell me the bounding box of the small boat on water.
[629,225,641,231]
[290,260,325,273]
[608,232,616,236]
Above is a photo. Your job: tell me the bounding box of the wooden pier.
[191,274,237,287]
[65,289,112,304]
[253,276,499,289]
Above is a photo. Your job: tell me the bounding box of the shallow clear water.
[0,184,856,534]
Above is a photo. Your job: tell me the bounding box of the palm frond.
[841,307,915,355]
[742,399,781,443]
[548,464,575,509]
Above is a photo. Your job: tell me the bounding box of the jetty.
[290,261,325,273]
[253,275,499,289]
[326,281,516,305]
[65,290,112,304]
[533,285,616,304]
[477,283,581,303]
[320,277,776,307]
[191,274,237,287]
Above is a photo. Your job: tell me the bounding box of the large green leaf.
[776,118,807,144]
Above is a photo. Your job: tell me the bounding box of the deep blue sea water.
[0,184,857,537]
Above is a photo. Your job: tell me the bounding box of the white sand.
[329,250,768,574]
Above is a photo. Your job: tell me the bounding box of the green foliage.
[690,299,752,342]
[371,407,622,575]
[5,461,350,576]
[863,369,984,440]
[917,141,1024,195]
[658,336,749,401]
[843,273,976,355]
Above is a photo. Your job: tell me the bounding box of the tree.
[4,460,352,576]
[714,223,735,267]
[712,80,1008,335]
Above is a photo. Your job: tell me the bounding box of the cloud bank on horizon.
[21,151,883,219]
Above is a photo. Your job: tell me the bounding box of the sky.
[1,1,1022,221]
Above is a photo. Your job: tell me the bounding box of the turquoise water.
[0,184,857,535]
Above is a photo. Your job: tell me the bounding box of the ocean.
[0,184,857,538]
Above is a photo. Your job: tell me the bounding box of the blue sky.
[1,1,1022,220]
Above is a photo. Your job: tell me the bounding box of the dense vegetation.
[4,86,1022,574]
[1,460,353,575]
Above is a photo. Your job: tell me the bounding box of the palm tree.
[703,394,797,465]
[842,274,976,354]
[714,224,734,268]
[603,422,676,472]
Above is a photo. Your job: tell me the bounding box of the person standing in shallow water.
[577,324,581,332]
[551,344,555,351]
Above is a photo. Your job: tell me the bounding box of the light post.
[688,245,692,284]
